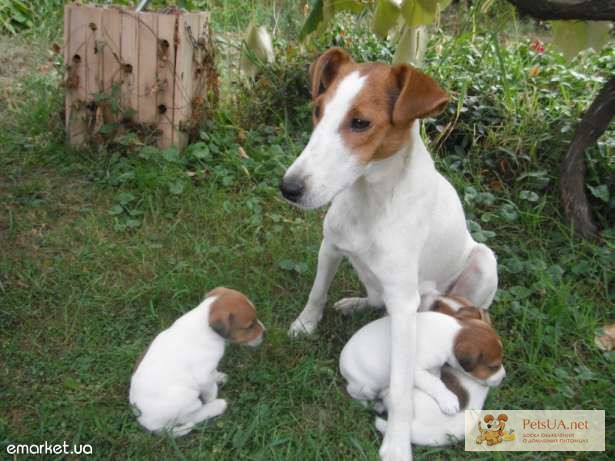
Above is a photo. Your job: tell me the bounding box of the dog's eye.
[489,365,500,371]
[350,118,371,132]
[487,424,491,429]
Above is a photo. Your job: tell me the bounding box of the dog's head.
[453,319,505,386]
[482,414,508,432]
[207,287,265,347]
[280,47,448,208]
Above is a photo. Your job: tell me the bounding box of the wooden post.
[64,4,212,150]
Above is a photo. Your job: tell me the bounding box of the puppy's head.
[207,287,265,347]
[280,47,448,209]
[453,319,505,386]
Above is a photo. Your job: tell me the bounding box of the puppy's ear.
[480,309,492,326]
[454,306,483,321]
[390,64,448,126]
[209,305,235,339]
[498,414,508,422]
[454,329,481,372]
[484,414,494,423]
[309,48,353,99]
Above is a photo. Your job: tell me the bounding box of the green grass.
[1,2,614,460]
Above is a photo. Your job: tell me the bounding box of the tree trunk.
[506,0,615,21]
[560,76,615,240]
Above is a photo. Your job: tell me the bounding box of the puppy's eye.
[313,104,321,119]
[350,118,371,132]
[489,365,500,371]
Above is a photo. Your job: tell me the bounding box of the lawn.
[0,1,613,460]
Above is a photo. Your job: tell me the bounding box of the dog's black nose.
[279,177,304,202]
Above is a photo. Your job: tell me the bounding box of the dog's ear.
[454,306,483,321]
[209,312,234,339]
[390,64,448,126]
[498,414,508,422]
[480,309,492,326]
[484,414,494,423]
[454,330,481,372]
[309,48,353,99]
[209,297,235,339]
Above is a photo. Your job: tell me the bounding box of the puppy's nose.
[279,177,305,202]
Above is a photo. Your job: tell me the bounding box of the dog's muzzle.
[279,177,305,203]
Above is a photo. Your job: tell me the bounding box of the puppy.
[340,307,504,445]
[375,296,501,446]
[129,287,265,437]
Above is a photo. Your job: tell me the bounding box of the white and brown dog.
[129,287,265,437]
[340,310,505,409]
[340,293,504,446]
[280,48,498,460]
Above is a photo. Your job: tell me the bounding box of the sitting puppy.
[129,287,265,437]
[340,297,505,445]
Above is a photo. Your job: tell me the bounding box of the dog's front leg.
[379,288,419,461]
[289,239,342,336]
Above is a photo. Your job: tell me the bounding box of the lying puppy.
[129,287,265,437]
[340,303,504,444]
[377,297,502,446]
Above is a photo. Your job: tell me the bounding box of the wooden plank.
[101,7,122,94]
[63,4,72,139]
[156,13,177,148]
[84,6,102,101]
[65,4,89,145]
[137,12,159,125]
[120,9,139,118]
[172,14,198,149]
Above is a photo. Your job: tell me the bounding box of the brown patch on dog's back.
[440,365,469,410]
[207,287,264,344]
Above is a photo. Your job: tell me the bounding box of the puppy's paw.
[379,434,411,461]
[435,390,460,415]
[333,297,370,315]
[214,371,228,385]
[208,399,227,417]
[288,314,320,337]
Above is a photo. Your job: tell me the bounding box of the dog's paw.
[288,315,320,337]
[435,390,460,416]
[208,399,227,417]
[214,372,228,385]
[333,297,370,315]
[375,416,388,434]
[379,434,411,461]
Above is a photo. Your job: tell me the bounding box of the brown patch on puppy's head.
[453,319,503,381]
[207,287,265,346]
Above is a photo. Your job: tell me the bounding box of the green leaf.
[588,184,609,203]
[299,0,325,41]
[278,259,296,271]
[126,219,141,229]
[117,192,136,206]
[372,0,401,39]
[169,181,185,195]
[519,190,539,202]
[162,147,179,162]
[107,205,124,216]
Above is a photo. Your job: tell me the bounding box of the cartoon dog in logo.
[476,413,508,445]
